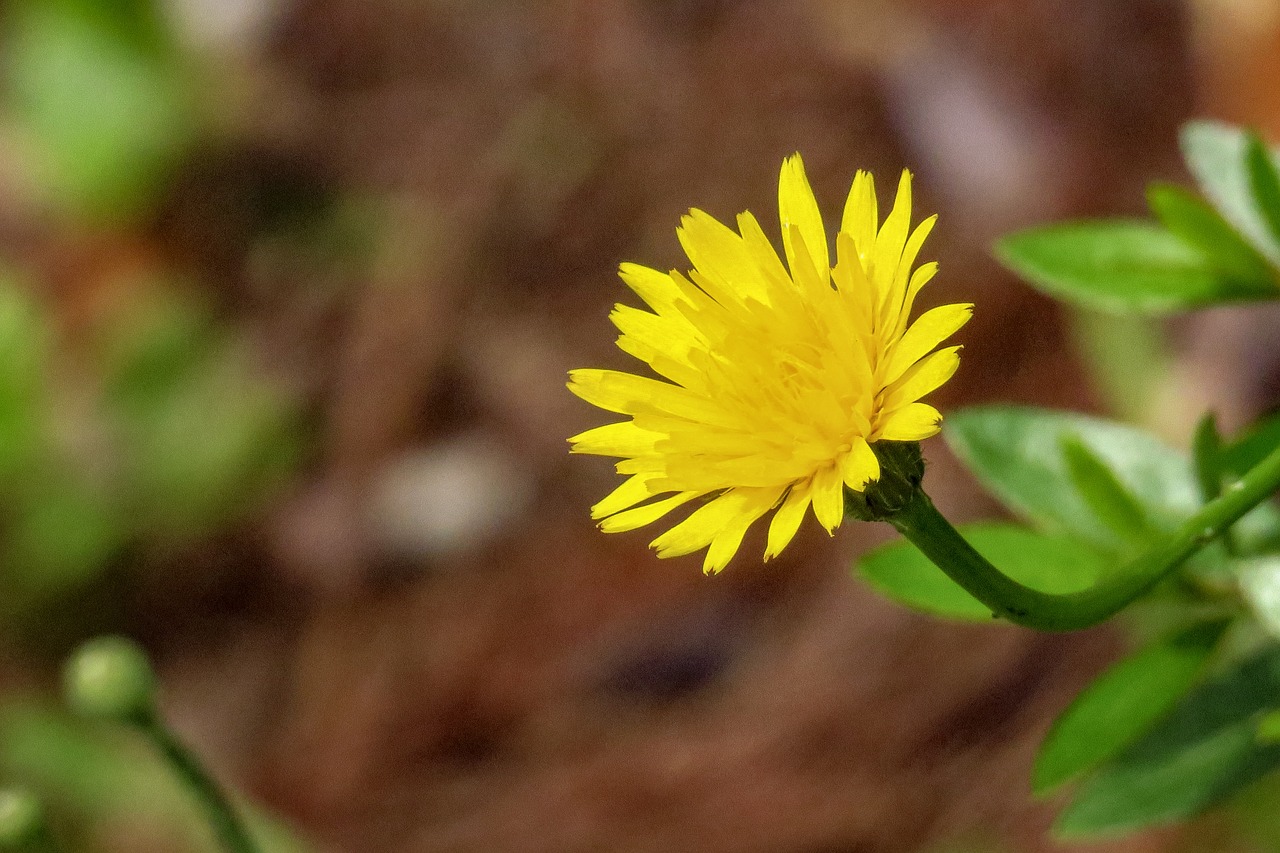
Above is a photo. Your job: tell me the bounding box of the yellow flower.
[568,154,972,573]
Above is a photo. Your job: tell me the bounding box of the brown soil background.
[10,0,1280,851]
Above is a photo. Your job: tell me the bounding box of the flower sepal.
[843,441,925,523]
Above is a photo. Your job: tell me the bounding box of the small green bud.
[63,636,156,722]
[0,788,42,848]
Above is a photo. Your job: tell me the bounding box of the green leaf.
[5,0,195,223]
[1147,183,1273,284]
[1061,435,1157,546]
[1192,413,1226,503]
[1245,131,1280,252]
[1181,121,1280,264]
[1222,411,1280,477]
[1033,620,1226,795]
[1056,644,1280,838]
[995,221,1274,314]
[857,523,1105,621]
[945,407,1201,551]
[948,406,1280,560]
[1238,557,1280,638]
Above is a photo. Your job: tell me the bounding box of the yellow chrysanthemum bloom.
[568,154,972,573]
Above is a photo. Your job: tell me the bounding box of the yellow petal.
[568,421,660,457]
[618,263,681,314]
[890,212,942,335]
[599,490,700,532]
[610,304,700,357]
[884,346,961,410]
[615,456,663,476]
[900,261,938,319]
[567,369,737,427]
[833,231,875,334]
[899,215,936,282]
[703,530,745,574]
[666,270,731,340]
[839,437,880,491]
[871,170,913,300]
[877,402,943,441]
[810,463,844,533]
[591,474,658,519]
[651,489,756,558]
[648,422,769,457]
[610,304,705,388]
[702,488,780,574]
[765,484,811,559]
[778,154,829,284]
[736,211,793,294]
[655,452,810,492]
[678,209,768,305]
[615,336,704,390]
[566,369,640,414]
[784,224,829,301]
[840,170,878,264]
[883,302,972,384]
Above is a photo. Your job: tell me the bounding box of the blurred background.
[0,0,1277,850]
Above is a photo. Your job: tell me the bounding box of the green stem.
[134,712,260,853]
[889,442,1280,631]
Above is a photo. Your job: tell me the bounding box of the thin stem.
[890,442,1280,632]
[134,711,260,853]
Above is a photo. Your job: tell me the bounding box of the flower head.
[568,154,971,573]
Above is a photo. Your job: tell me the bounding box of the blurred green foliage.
[95,289,300,537]
[0,702,310,852]
[4,0,196,224]
[0,276,300,628]
[998,123,1280,314]
[0,0,328,849]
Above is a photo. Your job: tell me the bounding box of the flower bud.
[63,636,156,722]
